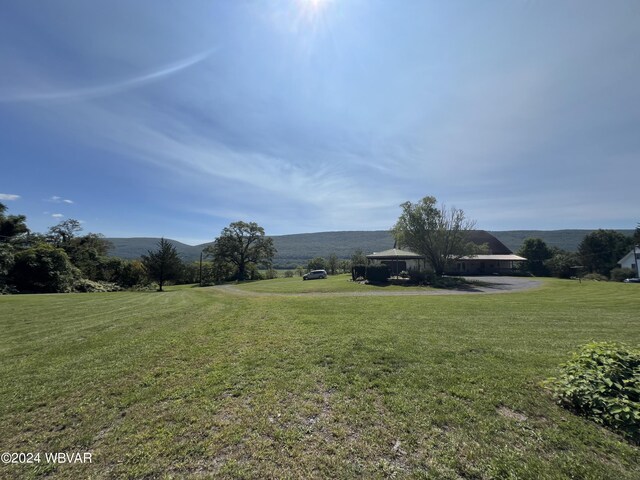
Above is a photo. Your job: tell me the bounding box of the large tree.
[578,229,632,276]
[10,243,77,293]
[0,202,30,289]
[141,238,183,291]
[518,238,553,276]
[0,202,29,244]
[205,221,276,281]
[392,196,478,276]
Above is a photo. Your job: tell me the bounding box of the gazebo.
[366,248,426,276]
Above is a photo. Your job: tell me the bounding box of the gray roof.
[366,248,425,259]
[458,254,527,261]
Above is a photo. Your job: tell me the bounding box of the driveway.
[213,276,542,297]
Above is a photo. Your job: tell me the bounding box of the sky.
[1,0,639,245]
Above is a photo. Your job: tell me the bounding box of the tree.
[47,219,82,248]
[10,243,78,293]
[204,221,276,281]
[518,238,553,276]
[327,253,338,275]
[578,229,632,276]
[0,202,29,243]
[350,249,367,267]
[0,202,30,290]
[141,238,183,291]
[307,257,327,271]
[545,251,579,279]
[392,195,478,276]
[339,259,351,274]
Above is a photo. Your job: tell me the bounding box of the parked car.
[303,269,328,280]
[623,277,640,283]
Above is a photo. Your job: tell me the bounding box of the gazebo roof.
[366,248,425,259]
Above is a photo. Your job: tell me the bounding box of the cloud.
[0,193,20,201]
[51,213,64,218]
[48,196,74,204]
[0,49,215,104]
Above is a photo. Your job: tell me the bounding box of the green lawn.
[0,279,639,479]
[234,273,436,294]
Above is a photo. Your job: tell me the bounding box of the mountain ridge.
[106,229,634,268]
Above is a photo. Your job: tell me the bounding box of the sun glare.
[296,0,333,20]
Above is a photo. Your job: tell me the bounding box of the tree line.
[518,227,640,280]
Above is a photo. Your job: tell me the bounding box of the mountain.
[106,229,634,268]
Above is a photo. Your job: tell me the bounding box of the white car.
[303,269,328,280]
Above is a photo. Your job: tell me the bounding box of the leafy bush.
[264,268,278,279]
[545,252,579,279]
[284,270,294,278]
[610,267,636,282]
[10,244,78,293]
[351,264,367,281]
[545,342,640,444]
[365,264,390,283]
[73,279,122,293]
[582,273,608,281]
[408,270,429,285]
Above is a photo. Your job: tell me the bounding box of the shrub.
[10,243,78,293]
[545,342,640,444]
[408,270,429,285]
[351,264,367,281]
[545,252,579,279]
[431,276,466,289]
[73,279,122,293]
[264,268,278,279]
[583,273,608,282]
[610,267,636,282]
[366,264,390,283]
[284,270,294,278]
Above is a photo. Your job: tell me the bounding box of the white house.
[617,247,640,277]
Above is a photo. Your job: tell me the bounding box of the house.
[367,230,526,275]
[617,247,640,276]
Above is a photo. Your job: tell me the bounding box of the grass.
[234,274,437,294]
[0,279,639,479]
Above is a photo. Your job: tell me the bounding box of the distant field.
[1,280,639,479]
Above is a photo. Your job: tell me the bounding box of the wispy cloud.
[0,49,214,104]
[51,213,64,218]
[0,193,20,201]
[47,196,74,204]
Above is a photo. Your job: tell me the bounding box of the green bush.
[10,243,78,293]
[365,264,390,283]
[431,276,466,289]
[284,270,294,278]
[408,270,428,285]
[545,342,640,444]
[610,267,636,282]
[73,279,122,293]
[351,264,367,281]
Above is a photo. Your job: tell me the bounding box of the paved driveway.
[214,276,542,297]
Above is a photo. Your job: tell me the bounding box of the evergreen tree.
[141,238,183,291]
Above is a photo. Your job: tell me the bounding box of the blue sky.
[1,1,639,244]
